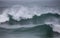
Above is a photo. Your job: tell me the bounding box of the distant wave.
[0,24,53,33]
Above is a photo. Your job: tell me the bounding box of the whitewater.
[0,1,60,37]
[0,5,60,33]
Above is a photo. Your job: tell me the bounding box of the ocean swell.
[0,5,60,22]
[0,5,60,33]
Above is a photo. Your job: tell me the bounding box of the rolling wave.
[0,5,60,22]
[0,13,60,33]
[0,5,60,33]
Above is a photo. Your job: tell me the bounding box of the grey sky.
[0,0,59,1]
[0,0,54,1]
[0,0,60,7]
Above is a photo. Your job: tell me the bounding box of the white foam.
[0,12,9,23]
[0,5,59,22]
[45,18,60,33]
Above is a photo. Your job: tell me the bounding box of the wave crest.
[0,5,60,22]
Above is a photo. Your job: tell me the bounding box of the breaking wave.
[0,5,60,22]
[0,5,60,33]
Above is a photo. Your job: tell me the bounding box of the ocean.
[0,0,60,38]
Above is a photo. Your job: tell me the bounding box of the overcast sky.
[0,0,55,1]
[0,0,60,7]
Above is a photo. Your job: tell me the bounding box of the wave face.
[5,13,60,25]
